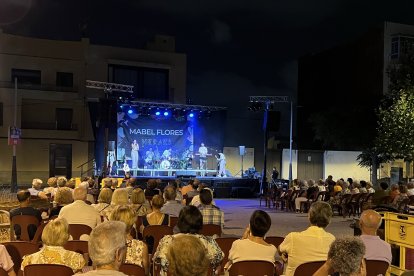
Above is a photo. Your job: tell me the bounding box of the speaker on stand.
[234,146,245,177]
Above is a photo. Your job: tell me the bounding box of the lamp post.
[248,96,288,193]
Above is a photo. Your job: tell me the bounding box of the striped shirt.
[199,205,224,228]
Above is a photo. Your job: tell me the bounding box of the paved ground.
[216,198,355,238]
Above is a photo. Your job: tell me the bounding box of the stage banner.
[117,112,193,170]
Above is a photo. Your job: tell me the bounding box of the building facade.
[0,31,186,185]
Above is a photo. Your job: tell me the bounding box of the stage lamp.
[127,109,134,115]
[164,111,169,116]
[189,112,194,118]
[155,111,161,116]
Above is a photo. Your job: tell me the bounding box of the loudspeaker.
[267,111,280,132]
[239,146,245,156]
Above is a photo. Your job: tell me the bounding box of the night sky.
[1,0,414,148]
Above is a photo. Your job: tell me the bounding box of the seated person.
[0,245,16,276]
[167,235,210,276]
[21,218,85,273]
[141,195,169,253]
[109,205,149,275]
[392,185,409,211]
[144,179,161,197]
[198,189,224,229]
[278,201,335,276]
[49,187,73,217]
[28,179,48,199]
[101,188,129,220]
[153,206,224,276]
[389,184,400,201]
[130,188,151,216]
[295,180,318,212]
[225,210,277,270]
[313,237,366,276]
[81,221,128,276]
[91,188,113,216]
[43,177,58,197]
[9,190,42,240]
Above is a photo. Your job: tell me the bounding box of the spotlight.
[189,112,194,118]
[127,109,134,115]
[164,111,169,116]
[155,111,161,116]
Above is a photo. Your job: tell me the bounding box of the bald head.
[360,209,382,235]
[73,187,87,201]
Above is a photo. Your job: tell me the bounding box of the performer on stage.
[216,152,226,177]
[123,161,130,175]
[198,143,208,171]
[145,147,155,168]
[162,148,172,160]
[131,139,139,169]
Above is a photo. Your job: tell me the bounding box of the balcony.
[0,81,78,93]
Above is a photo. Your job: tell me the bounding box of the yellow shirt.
[21,245,85,272]
[334,185,343,193]
[279,226,335,276]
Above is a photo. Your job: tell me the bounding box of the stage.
[110,171,260,198]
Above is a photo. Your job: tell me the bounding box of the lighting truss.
[86,80,134,93]
[129,100,227,112]
[249,96,289,103]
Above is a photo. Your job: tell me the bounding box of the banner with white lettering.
[117,112,193,169]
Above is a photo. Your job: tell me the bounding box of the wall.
[324,151,370,181]
[223,147,254,177]
[281,149,298,180]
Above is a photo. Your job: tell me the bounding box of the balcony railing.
[0,81,78,93]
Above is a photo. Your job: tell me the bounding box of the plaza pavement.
[216,198,354,238]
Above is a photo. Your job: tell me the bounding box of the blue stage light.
[164,111,169,116]
[127,109,133,115]
[155,111,161,116]
[189,113,194,118]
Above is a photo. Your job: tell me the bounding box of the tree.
[375,89,414,161]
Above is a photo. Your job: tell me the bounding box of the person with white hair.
[216,153,226,177]
[58,187,101,239]
[81,221,128,276]
[28,178,47,199]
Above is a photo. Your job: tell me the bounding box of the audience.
[9,190,42,240]
[225,210,276,270]
[57,176,67,188]
[58,187,101,239]
[389,184,400,201]
[0,245,16,276]
[144,179,161,196]
[295,180,318,212]
[372,182,389,205]
[359,209,392,263]
[43,177,58,197]
[28,178,48,199]
[102,188,129,219]
[66,178,76,190]
[279,201,335,276]
[109,205,149,275]
[359,181,368,193]
[186,180,201,198]
[81,221,128,276]
[366,182,375,194]
[49,187,73,217]
[392,185,409,211]
[313,237,366,276]
[21,218,85,273]
[130,188,151,216]
[198,189,224,229]
[407,182,414,196]
[153,206,224,276]
[141,195,169,232]
[166,235,210,276]
[191,186,215,207]
[92,188,113,216]
[161,186,183,217]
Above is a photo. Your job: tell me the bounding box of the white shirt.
[198,146,208,157]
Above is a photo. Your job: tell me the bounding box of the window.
[56,72,73,88]
[108,64,169,101]
[56,108,73,130]
[391,37,400,60]
[0,103,3,126]
[11,69,41,86]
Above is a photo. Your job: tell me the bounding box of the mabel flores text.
[130,128,184,136]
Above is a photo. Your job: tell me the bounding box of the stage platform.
[108,174,260,198]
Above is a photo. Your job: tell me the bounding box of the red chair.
[63,240,89,263]
[143,225,173,255]
[215,237,238,275]
[10,215,40,241]
[3,241,40,276]
[365,259,389,276]
[200,224,222,237]
[119,263,145,276]
[0,269,7,276]
[24,264,73,276]
[169,216,178,228]
[31,221,48,245]
[293,261,325,276]
[68,224,92,240]
[228,260,275,276]
[264,236,284,249]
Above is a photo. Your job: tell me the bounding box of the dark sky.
[2,0,414,100]
[1,0,414,147]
